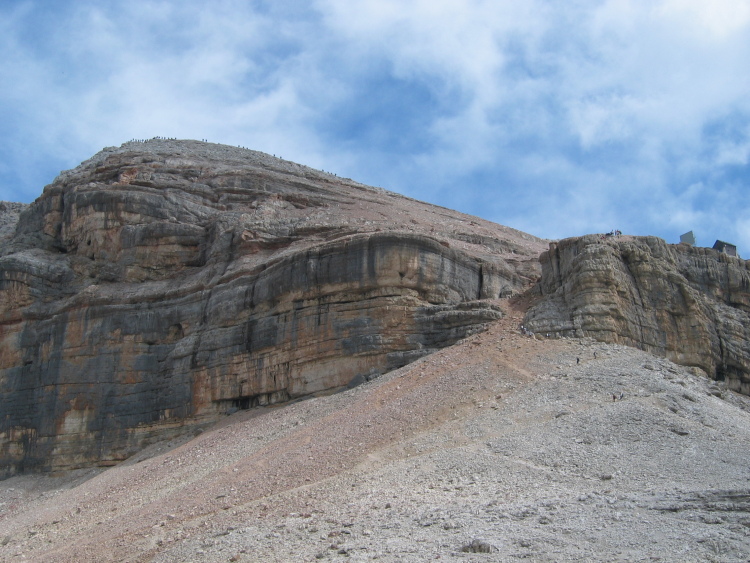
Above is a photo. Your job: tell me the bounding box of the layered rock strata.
[525,235,750,393]
[0,140,545,476]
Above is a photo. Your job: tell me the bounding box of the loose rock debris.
[2,301,750,562]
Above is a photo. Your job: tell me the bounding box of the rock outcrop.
[525,235,750,393]
[0,201,26,243]
[0,140,545,476]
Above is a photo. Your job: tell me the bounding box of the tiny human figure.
[619,392,624,400]
[612,393,617,402]
[594,352,597,359]
[576,357,580,364]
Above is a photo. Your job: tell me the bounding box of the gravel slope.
[2,298,750,562]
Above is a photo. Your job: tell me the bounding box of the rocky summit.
[0,139,545,477]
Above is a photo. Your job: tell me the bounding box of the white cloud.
[657,0,750,40]
[315,0,750,182]
[0,1,339,192]
[713,125,750,166]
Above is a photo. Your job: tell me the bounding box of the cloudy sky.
[2,1,749,254]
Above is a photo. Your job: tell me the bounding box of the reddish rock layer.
[0,140,545,476]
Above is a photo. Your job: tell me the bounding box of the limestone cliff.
[525,235,750,393]
[0,140,545,476]
[0,201,26,243]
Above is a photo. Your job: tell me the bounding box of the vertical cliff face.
[525,235,750,392]
[0,140,546,476]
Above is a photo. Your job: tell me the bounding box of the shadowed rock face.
[525,235,750,393]
[0,140,545,476]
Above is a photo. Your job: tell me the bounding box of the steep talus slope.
[525,235,750,393]
[1,307,749,562]
[0,140,546,476]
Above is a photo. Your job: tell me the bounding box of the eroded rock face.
[0,201,26,244]
[0,140,545,476]
[525,235,750,393]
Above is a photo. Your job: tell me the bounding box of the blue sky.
[2,0,750,255]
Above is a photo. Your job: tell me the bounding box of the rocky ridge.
[524,235,750,394]
[0,140,546,477]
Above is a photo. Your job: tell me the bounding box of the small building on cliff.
[680,231,696,246]
[713,240,737,257]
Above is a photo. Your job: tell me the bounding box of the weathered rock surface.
[525,235,750,393]
[0,201,26,243]
[0,139,545,477]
